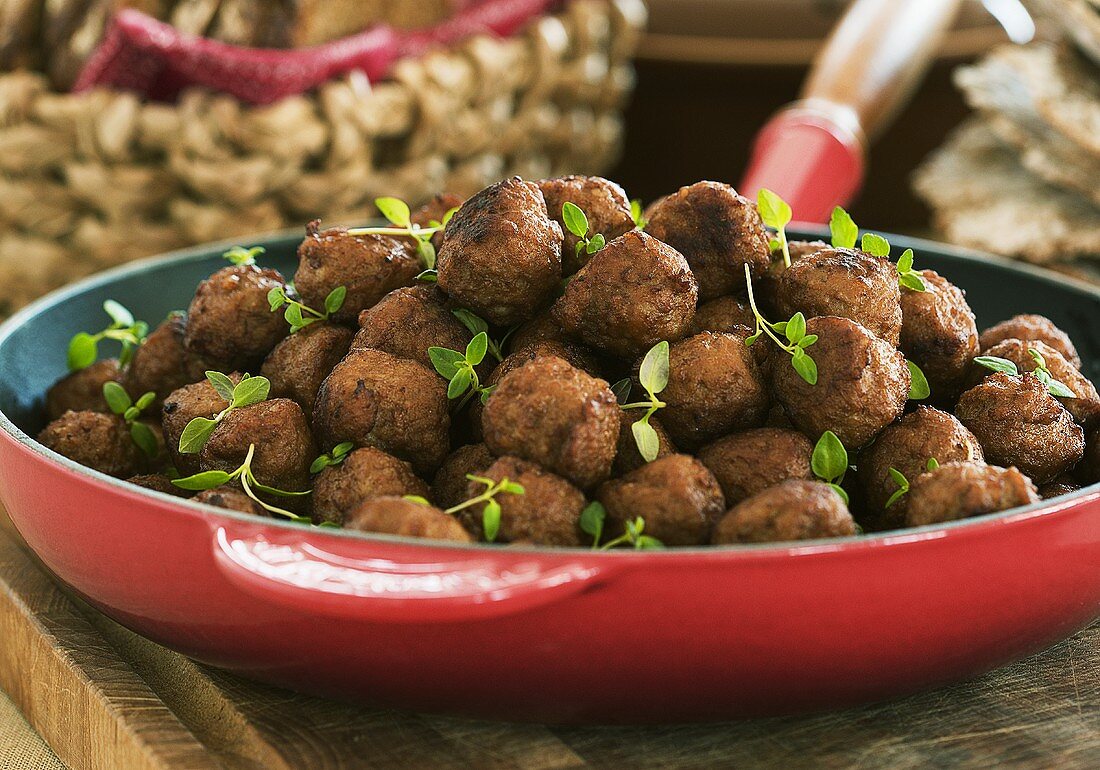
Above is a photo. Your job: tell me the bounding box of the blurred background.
[0,0,1097,313]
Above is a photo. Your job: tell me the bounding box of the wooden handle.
[801,0,964,143]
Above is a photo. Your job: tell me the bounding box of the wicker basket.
[0,0,646,315]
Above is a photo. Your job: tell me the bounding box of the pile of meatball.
[37,176,1100,547]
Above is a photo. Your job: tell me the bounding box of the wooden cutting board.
[1,514,1097,770]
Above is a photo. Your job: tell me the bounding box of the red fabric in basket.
[73,0,559,104]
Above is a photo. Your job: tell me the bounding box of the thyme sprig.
[67,300,148,370]
[173,443,311,522]
[744,264,819,385]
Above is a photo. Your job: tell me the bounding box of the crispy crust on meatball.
[508,310,569,353]
[899,270,979,399]
[432,444,495,510]
[311,447,430,526]
[295,222,421,324]
[687,296,756,338]
[613,411,677,476]
[38,411,141,478]
[313,348,451,475]
[538,175,636,274]
[343,496,473,543]
[46,359,121,420]
[261,322,354,420]
[775,248,903,346]
[598,454,726,546]
[553,230,698,359]
[437,176,562,326]
[194,486,266,516]
[772,316,910,449]
[482,355,620,489]
[711,479,855,544]
[976,339,1099,427]
[698,428,814,506]
[123,313,190,408]
[980,314,1081,369]
[645,181,771,301]
[351,284,472,371]
[161,374,240,475]
[956,372,1084,483]
[462,456,585,546]
[904,462,1038,527]
[660,332,770,449]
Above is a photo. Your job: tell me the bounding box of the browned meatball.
[183,265,288,373]
[343,496,473,543]
[598,454,725,546]
[1038,475,1080,500]
[784,240,830,262]
[199,399,316,501]
[295,221,421,325]
[660,332,770,449]
[313,348,450,475]
[613,411,677,476]
[757,240,829,314]
[436,177,562,326]
[538,175,636,273]
[687,296,755,338]
[645,181,771,301]
[46,359,121,420]
[508,310,569,353]
[351,284,472,371]
[859,407,985,523]
[698,428,814,506]
[311,447,430,526]
[772,316,910,448]
[904,462,1039,527]
[161,374,241,475]
[38,411,141,478]
[552,230,698,359]
[775,248,903,346]
[482,355,620,489]
[899,270,979,400]
[956,373,1085,483]
[1077,428,1099,485]
[411,192,465,249]
[127,473,191,497]
[712,480,855,544]
[260,322,354,420]
[432,443,495,510]
[976,339,1099,428]
[123,313,190,408]
[980,314,1081,369]
[461,456,585,546]
[194,486,266,516]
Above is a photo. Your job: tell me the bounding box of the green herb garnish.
[451,309,505,363]
[268,285,346,333]
[600,516,664,550]
[860,232,891,258]
[610,378,632,404]
[223,245,265,266]
[744,264,819,385]
[619,341,670,462]
[428,332,495,408]
[974,351,1075,398]
[884,468,910,509]
[630,199,648,230]
[174,443,311,521]
[310,441,355,474]
[347,197,457,282]
[561,202,606,259]
[757,188,793,268]
[444,474,526,543]
[896,248,926,292]
[811,430,850,504]
[103,382,158,458]
[580,501,606,548]
[178,372,270,454]
[907,360,931,400]
[67,300,149,370]
[829,206,858,249]
[927,457,940,471]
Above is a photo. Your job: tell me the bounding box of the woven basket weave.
[0,0,645,315]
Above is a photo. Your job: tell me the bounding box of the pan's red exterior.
[3,427,1098,724]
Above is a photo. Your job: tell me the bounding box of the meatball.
[46,359,121,420]
[859,407,985,523]
[183,265,288,373]
[161,375,241,475]
[199,398,316,498]
[508,310,569,353]
[784,240,830,262]
[411,192,465,249]
[313,348,450,475]
[127,473,191,497]
[351,284,472,371]
[956,373,1085,483]
[436,176,563,326]
[598,454,726,546]
[552,230,698,359]
[645,181,771,300]
[613,411,677,476]
[772,316,910,448]
[1078,428,1099,485]
[660,332,770,449]
[38,411,140,478]
[976,339,1099,427]
[194,486,266,516]
[712,480,855,544]
[295,221,421,325]
[482,355,620,489]
[538,175,636,273]
[775,247,902,346]
[343,496,473,543]
[899,270,979,399]
[432,443,495,510]
[904,462,1039,527]
[123,313,190,408]
[687,296,755,338]
[461,456,585,546]
[698,428,814,506]
[260,322,354,420]
[1038,475,1080,500]
[980,314,1081,369]
[311,447,430,526]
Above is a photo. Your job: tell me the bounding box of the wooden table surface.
[1,517,1097,770]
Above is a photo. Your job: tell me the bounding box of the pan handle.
[212,526,608,623]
